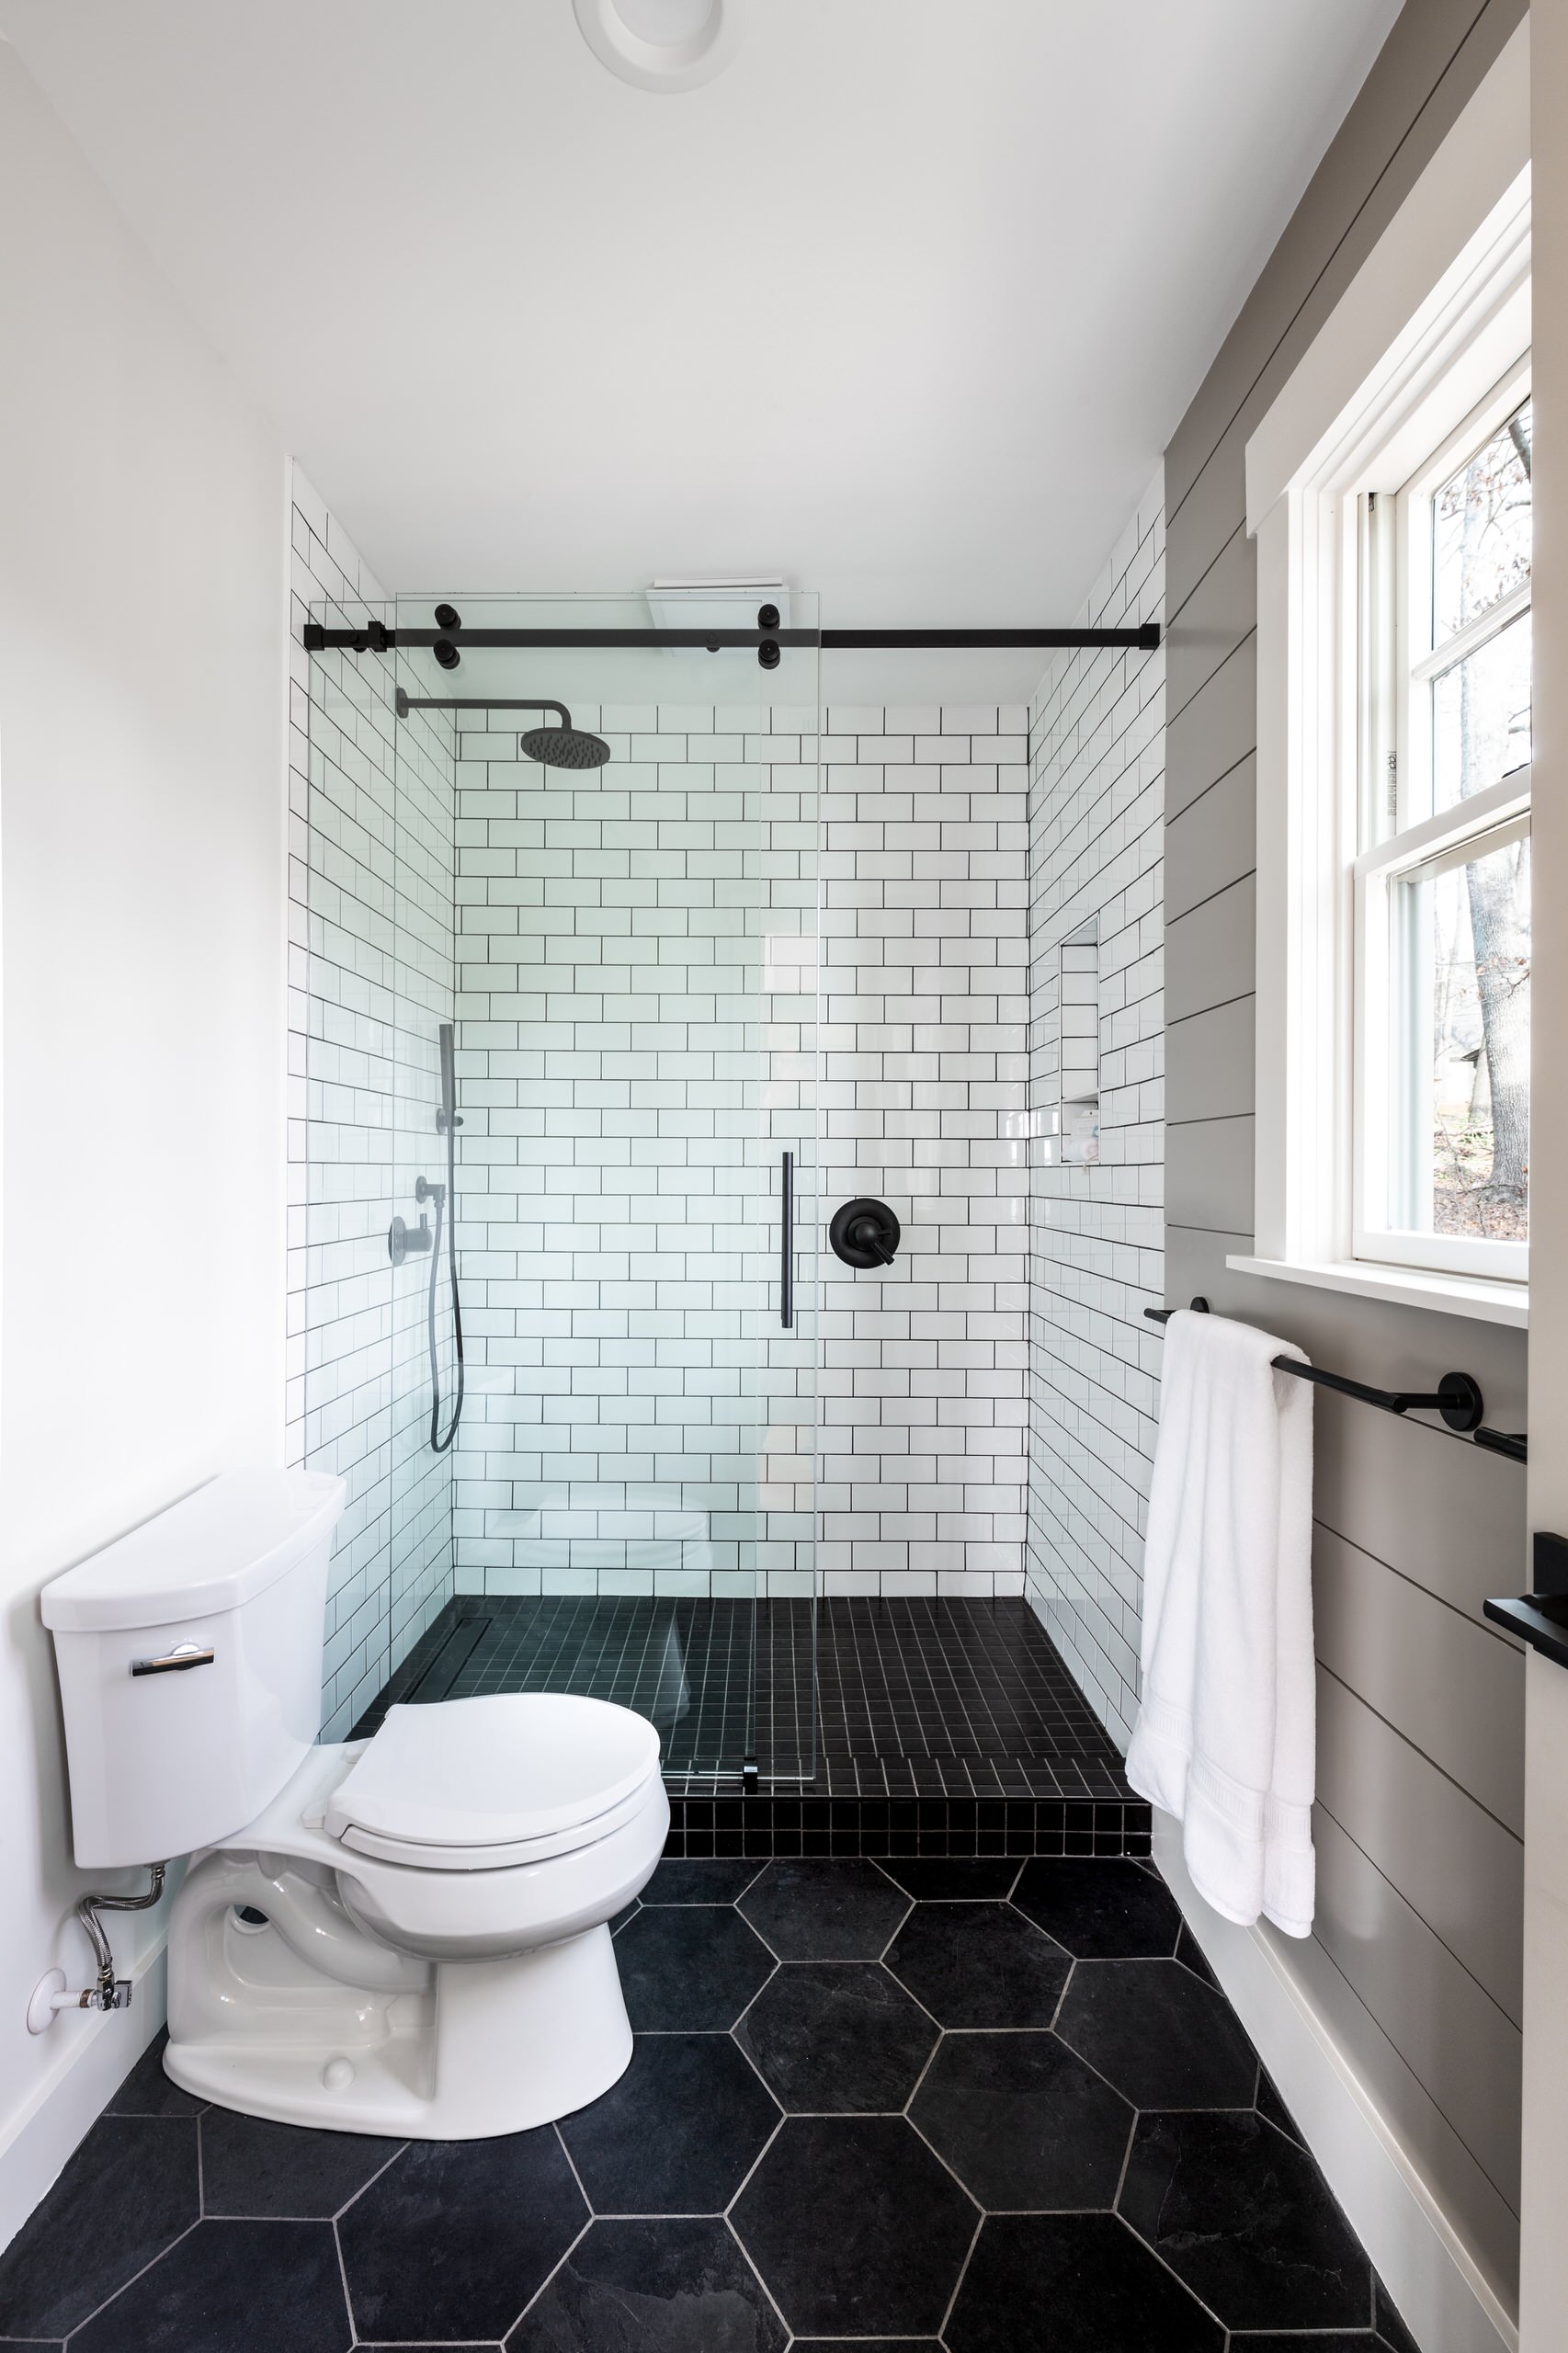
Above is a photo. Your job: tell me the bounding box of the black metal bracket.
[1143,1298,1525,1461]
[1486,1539,1568,1665]
[742,1757,760,1795]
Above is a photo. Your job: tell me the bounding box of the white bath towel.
[1125,1309,1316,1937]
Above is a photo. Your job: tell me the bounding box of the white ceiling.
[6,0,1400,699]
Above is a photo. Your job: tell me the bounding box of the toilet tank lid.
[40,1470,347,1632]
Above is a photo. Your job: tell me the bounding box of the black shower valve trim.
[830,1198,902,1269]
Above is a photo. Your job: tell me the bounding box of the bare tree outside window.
[1426,403,1531,1239]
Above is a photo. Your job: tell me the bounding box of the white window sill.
[1224,1254,1528,1330]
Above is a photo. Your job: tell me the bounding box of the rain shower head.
[395,690,611,768]
[520,719,611,769]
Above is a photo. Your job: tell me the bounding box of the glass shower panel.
[388,593,819,1781]
[301,600,459,1743]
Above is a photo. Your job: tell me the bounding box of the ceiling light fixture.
[571,0,745,94]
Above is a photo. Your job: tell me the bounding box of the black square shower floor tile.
[353,1595,1147,1859]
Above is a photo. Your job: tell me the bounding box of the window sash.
[1348,358,1531,1285]
[1392,359,1531,838]
[1353,793,1530,1282]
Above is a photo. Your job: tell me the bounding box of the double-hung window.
[1239,25,1530,1323]
[1354,371,1531,1282]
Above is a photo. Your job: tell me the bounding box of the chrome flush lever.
[131,1643,215,1677]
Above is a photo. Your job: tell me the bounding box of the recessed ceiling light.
[572,0,745,94]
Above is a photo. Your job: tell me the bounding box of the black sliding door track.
[303,623,1161,654]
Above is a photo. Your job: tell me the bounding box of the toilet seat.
[324,1693,663,1871]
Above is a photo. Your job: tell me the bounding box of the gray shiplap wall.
[1161,0,1528,2314]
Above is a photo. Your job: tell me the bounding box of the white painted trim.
[1154,1824,1517,2353]
[1246,25,1530,529]
[1225,1253,1528,1328]
[1248,19,1532,1280]
[0,1937,167,2256]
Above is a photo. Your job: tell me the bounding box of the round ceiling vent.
[572,0,745,93]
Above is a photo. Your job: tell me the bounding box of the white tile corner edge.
[1154,1820,1517,2353]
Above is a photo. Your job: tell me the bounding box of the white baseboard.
[0,1936,167,2256]
[1153,1823,1516,2353]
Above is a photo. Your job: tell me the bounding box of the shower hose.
[427,1102,465,1455]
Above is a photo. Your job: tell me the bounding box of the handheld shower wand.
[388,1026,466,1449]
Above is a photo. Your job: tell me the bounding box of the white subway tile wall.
[818,704,1032,1597]
[1026,474,1165,1747]
[287,472,459,1738]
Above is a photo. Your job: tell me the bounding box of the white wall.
[0,49,289,2246]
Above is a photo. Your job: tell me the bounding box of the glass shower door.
[387,591,819,1782]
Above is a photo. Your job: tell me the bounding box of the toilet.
[40,1469,669,2138]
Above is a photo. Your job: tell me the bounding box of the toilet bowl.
[41,1472,668,2141]
[164,1694,669,2136]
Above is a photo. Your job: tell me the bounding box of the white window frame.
[1233,20,1531,1328]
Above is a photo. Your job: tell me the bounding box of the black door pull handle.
[780,1152,794,1329]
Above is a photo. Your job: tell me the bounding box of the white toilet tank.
[41,1469,346,1869]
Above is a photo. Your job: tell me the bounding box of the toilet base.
[165,1850,636,2137]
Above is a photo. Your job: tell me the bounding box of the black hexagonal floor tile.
[559,2034,779,2214]
[739,1859,910,1959]
[337,2128,586,2342]
[877,1858,1022,1901]
[1054,1959,1257,2109]
[732,2116,977,2337]
[640,1858,763,1904]
[1176,1919,1220,1984]
[735,1962,937,2112]
[1012,1859,1181,1958]
[1227,2338,1387,2351]
[946,2212,1222,2352]
[614,1903,775,2030]
[0,2114,199,2338]
[1256,2067,1306,2147]
[885,1902,1070,2028]
[71,2219,349,2353]
[910,2031,1132,2211]
[1119,2111,1371,2333]
[104,2029,206,2118]
[199,2109,395,2218]
[505,2216,786,2350]
[1375,2278,1423,2352]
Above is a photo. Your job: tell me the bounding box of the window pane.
[1430,609,1531,810]
[1394,832,1529,1242]
[1432,400,1531,642]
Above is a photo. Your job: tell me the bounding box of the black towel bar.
[1142,1299,1527,1464]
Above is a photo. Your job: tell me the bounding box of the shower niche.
[302,591,820,1784]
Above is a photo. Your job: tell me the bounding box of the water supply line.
[29,1865,167,2028]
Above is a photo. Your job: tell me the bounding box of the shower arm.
[395,690,573,722]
